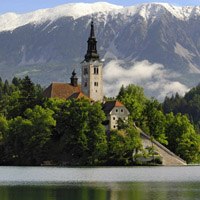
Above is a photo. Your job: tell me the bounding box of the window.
[84,68,88,75]
[113,117,115,120]
[84,82,87,87]
[94,67,99,74]
[113,125,116,129]
[116,109,118,112]
[94,82,98,86]
[121,109,124,113]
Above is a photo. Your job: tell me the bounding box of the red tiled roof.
[115,101,125,107]
[102,100,125,114]
[67,92,94,102]
[43,82,81,99]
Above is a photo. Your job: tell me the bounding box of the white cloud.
[103,59,188,101]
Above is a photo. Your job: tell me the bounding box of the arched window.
[94,67,99,74]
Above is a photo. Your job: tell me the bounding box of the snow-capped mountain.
[0,2,123,32]
[1,2,200,100]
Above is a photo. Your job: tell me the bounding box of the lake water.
[0,166,200,200]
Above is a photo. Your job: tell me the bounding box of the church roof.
[102,100,125,114]
[43,82,81,99]
[67,92,94,102]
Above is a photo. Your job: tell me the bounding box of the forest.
[0,76,200,166]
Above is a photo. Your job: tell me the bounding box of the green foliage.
[0,115,8,140]
[117,85,167,145]
[165,113,200,163]
[117,83,200,163]
[0,76,44,119]
[1,75,200,165]
[43,97,107,166]
[4,106,56,165]
[142,99,168,145]
[19,76,36,112]
[3,80,10,95]
[117,84,147,125]
[107,124,142,166]
[163,84,200,133]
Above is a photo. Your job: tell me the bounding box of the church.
[43,20,129,130]
[43,20,188,165]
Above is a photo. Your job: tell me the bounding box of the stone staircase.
[138,128,187,166]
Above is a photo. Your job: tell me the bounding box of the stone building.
[102,101,130,131]
[43,70,81,99]
[81,20,103,102]
[43,20,130,130]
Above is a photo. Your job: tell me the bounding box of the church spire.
[90,19,95,38]
[84,19,100,62]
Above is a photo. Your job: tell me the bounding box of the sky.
[1,0,200,14]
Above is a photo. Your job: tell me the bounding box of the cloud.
[103,59,188,101]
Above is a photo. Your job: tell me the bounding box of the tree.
[117,84,147,126]
[0,115,8,165]
[0,87,3,100]
[3,80,10,95]
[162,83,200,134]
[107,124,142,165]
[19,76,36,113]
[86,101,107,165]
[12,77,22,88]
[176,133,200,163]
[1,91,22,119]
[142,98,168,145]
[4,105,56,165]
[165,113,200,163]
[45,97,107,165]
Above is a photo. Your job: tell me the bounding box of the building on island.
[43,19,129,130]
[43,19,187,165]
[43,70,81,99]
[102,101,130,131]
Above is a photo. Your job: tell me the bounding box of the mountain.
[0,2,200,100]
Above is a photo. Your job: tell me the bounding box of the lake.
[0,166,200,200]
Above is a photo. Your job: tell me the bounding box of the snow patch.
[174,42,195,60]
[0,2,123,32]
[174,42,200,74]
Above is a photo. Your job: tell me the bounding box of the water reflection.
[0,182,200,200]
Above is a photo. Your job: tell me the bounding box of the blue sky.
[1,0,200,14]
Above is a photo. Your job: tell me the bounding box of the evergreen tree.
[3,80,10,95]
[0,87,3,100]
[20,76,36,112]
[12,77,21,88]
[0,77,3,90]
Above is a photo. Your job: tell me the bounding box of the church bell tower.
[81,20,103,102]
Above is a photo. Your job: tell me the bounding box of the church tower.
[81,20,103,102]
